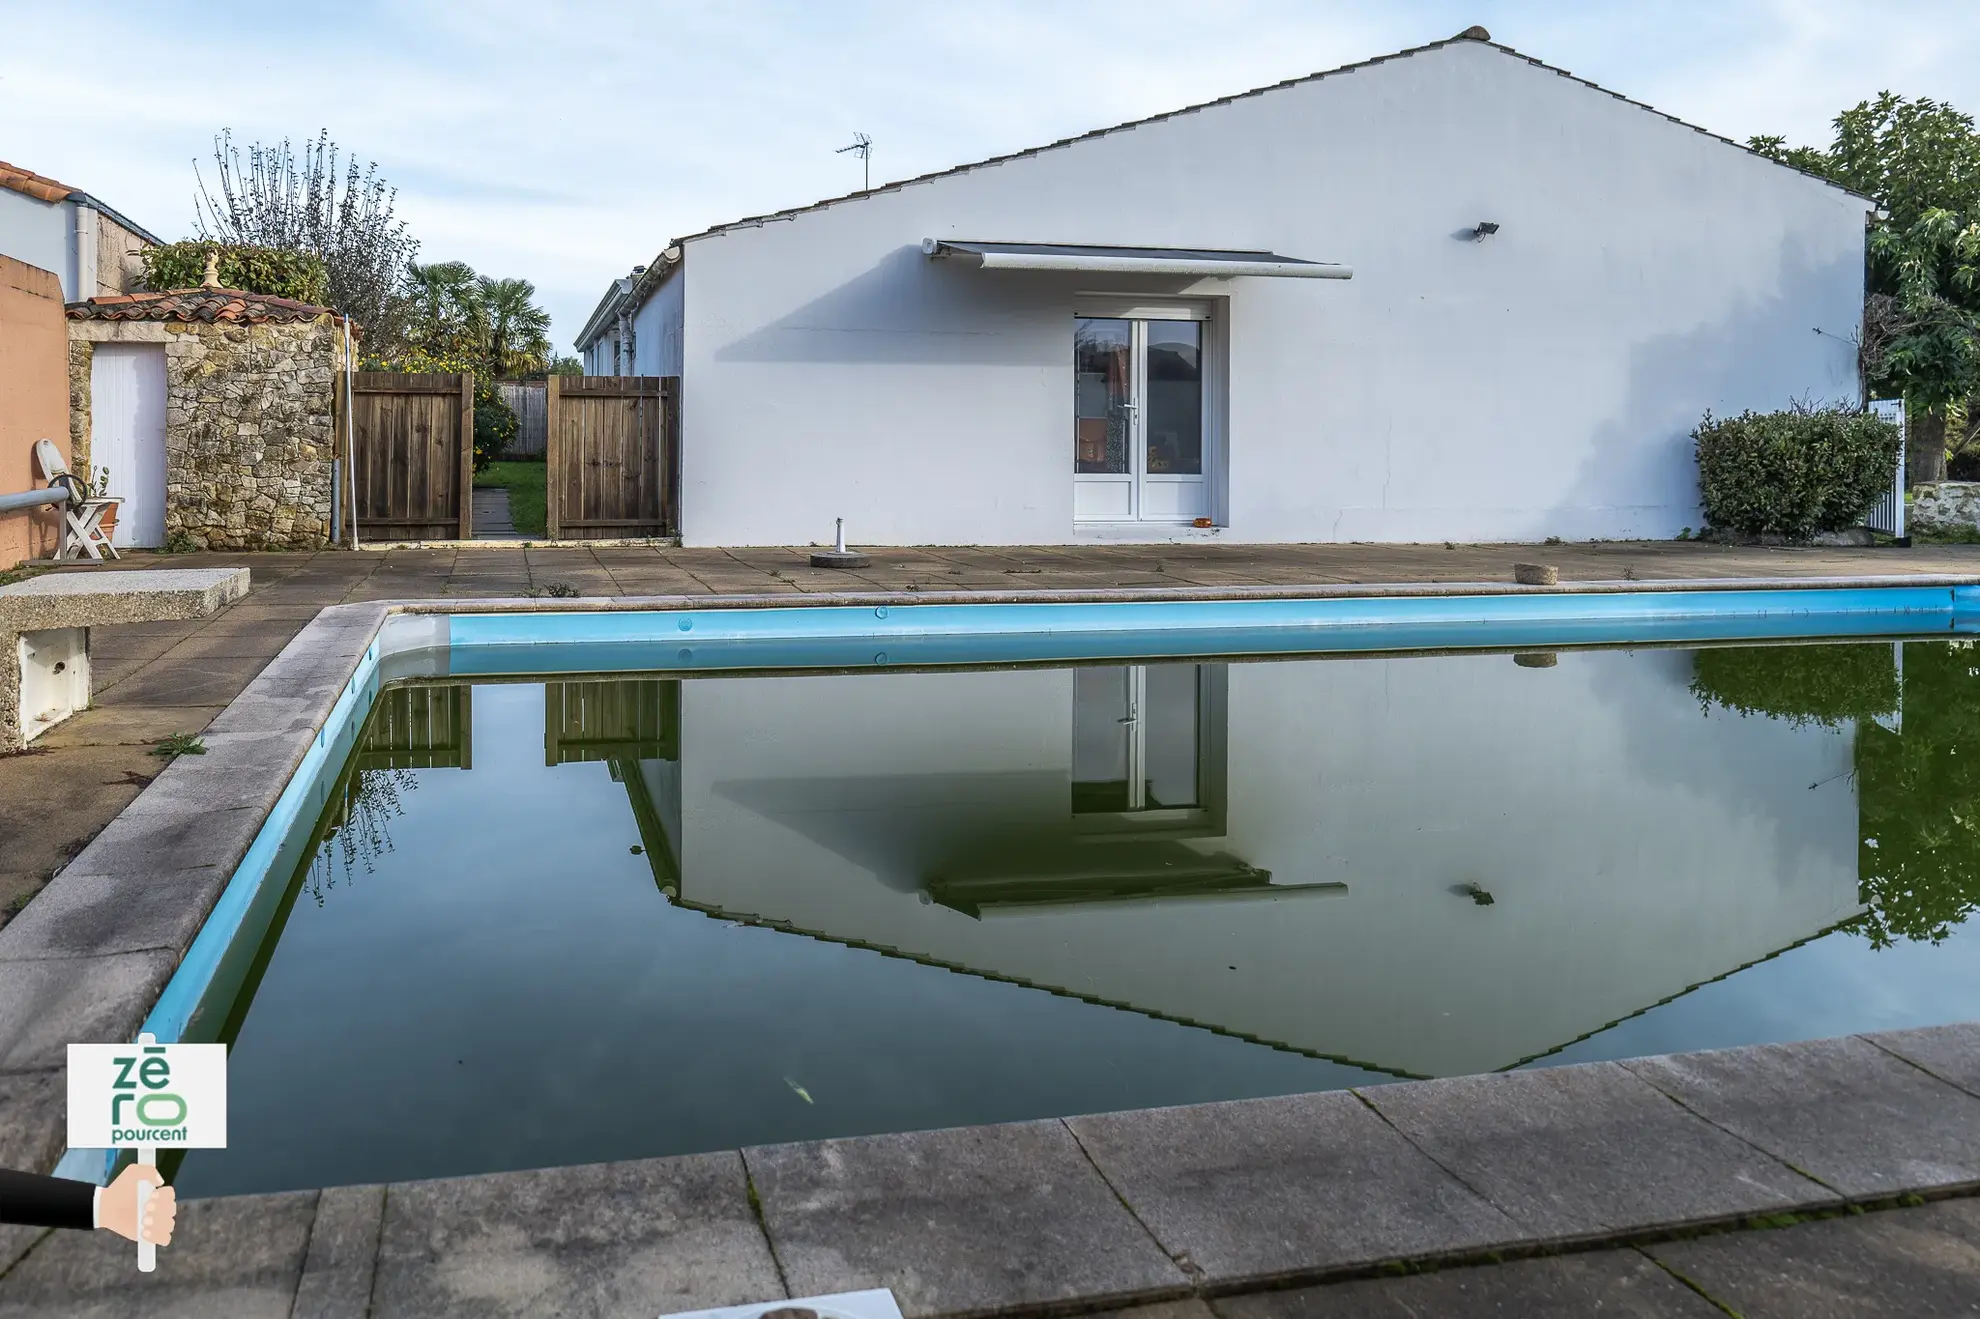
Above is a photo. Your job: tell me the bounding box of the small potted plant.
[92,464,118,536]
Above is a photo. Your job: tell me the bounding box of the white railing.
[1866,399,1906,541]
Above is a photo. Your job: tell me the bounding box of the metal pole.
[345,316,360,548]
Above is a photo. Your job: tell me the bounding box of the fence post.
[458,374,475,539]
[664,377,681,539]
[545,374,562,540]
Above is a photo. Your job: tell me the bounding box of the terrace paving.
[5,539,1980,1315]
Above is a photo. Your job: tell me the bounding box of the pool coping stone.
[5,577,1980,1315]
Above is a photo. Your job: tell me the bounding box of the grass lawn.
[475,461,547,537]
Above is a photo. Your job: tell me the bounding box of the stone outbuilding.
[66,279,354,550]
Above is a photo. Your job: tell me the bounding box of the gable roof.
[68,287,334,325]
[583,27,1874,345]
[0,158,165,246]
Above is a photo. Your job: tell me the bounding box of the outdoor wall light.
[1471,221,1501,241]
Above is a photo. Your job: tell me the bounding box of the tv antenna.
[836,132,873,190]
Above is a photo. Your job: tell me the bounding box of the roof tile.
[65,287,335,325]
[0,159,77,204]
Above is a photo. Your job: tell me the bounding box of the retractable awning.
[921,238,1352,280]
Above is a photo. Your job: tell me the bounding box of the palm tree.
[478,276,553,378]
[403,260,484,360]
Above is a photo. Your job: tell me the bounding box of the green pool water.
[175,638,1980,1196]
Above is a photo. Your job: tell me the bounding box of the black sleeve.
[0,1169,95,1230]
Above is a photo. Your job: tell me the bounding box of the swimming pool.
[92,586,1980,1193]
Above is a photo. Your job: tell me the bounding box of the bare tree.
[195,129,418,348]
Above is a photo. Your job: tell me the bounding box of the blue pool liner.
[52,583,1980,1182]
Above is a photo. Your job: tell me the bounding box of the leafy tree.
[195,129,418,350]
[1854,640,1980,947]
[141,241,329,304]
[549,356,583,376]
[477,277,553,378]
[1750,96,1980,481]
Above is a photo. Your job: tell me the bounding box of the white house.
[0,159,160,302]
[577,28,1873,548]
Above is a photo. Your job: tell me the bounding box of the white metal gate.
[89,343,168,548]
[1866,399,1907,541]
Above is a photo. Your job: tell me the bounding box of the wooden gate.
[350,372,473,540]
[545,376,677,539]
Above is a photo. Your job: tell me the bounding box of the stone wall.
[70,316,344,550]
[1908,482,1980,537]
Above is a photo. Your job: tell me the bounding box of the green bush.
[1690,643,1899,727]
[140,242,330,305]
[472,382,517,471]
[1694,407,1900,538]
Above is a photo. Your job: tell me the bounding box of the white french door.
[1073,312,1209,523]
[89,343,168,548]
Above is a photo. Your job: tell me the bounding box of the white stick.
[135,1142,155,1272]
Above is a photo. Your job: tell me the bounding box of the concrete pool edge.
[5,1026,1980,1315]
[0,576,1978,1302]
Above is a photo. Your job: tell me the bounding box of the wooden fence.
[546,376,677,539]
[496,381,548,457]
[544,679,680,765]
[350,373,473,540]
[354,685,473,771]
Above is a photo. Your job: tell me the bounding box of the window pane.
[1143,664,1200,808]
[1072,665,1130,812]
[1145,322,1202,476]
[1074,319,1131,475]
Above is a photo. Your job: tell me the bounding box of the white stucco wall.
[665,648,1861,1077]
[673,39,1866,546]
[631,268,684,377]
[0,190,72,299]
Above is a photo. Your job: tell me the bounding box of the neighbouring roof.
[0,159,73,203]
[579,27,1877,348]
[66,287,335,325]
[0,158,166,245]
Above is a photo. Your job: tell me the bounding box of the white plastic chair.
[33,439,121,561]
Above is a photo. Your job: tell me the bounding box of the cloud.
[4,0,1975,352]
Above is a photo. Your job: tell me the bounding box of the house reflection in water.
[561,649,1862,1079]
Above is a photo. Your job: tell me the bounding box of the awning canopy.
[921,238,1351,280]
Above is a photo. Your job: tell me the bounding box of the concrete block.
[0,1068,66,1173]
[0,950,176,1073]
[1626,1036,1980,1198]
[0,864,226,961]
[292,1183,386,1319]
[1650,1198,1980,1318]
[1068,1090,1518,1285]
[1865,1022,1980,1100]
[746,1119,1186,1318]
[371,1151,781,1319]
[1217,1249,1722,1318]
[0,1188,315,1319]
[1361,1062,1828,1239]
[57,803,265,890]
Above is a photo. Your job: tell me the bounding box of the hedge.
[1694,407,1900,538]
[140,242,330,306]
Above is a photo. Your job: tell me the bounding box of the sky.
[4,0,1977,354]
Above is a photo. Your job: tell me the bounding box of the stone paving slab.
[370,1152,782,1319]
[0,1189,317,1319]
[1214,1250,1722,1318]
[1870,1023,1980,1100]
[1359,1062,1831,1240]
[1067,1090,1519,1286]
[290,1184,385,1319]
[0,948,176,1073]
[1625,1036,1980,1198]
[745,1119,1188,1318]
[1649,1197,1980,1317]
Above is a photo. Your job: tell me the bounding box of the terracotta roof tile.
[0,159,78,204]
[66,287,335,325]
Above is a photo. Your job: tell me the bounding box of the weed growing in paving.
[152,733,207,759]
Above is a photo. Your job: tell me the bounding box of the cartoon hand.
[99,1164,175,1246]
